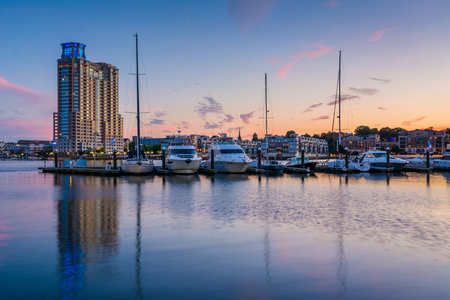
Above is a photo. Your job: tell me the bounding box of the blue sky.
[1,0,449,141]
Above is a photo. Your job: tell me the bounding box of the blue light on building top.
[61,43,86,59]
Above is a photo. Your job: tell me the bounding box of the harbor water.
[1,161,449,299]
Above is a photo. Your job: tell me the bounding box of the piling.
[345,147,348,170]
[54,149,58,168]
[301,147,305,169]
[162,148,166,170]
[386,147,390,170]
[257,147,261,169]
[426,147,430,169]
[113,147,117,170]
[211,149,215,170]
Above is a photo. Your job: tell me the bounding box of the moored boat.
[205,135,251,173]
[434,150,450,170]
[166,144,202,174]
[121,33,154,174]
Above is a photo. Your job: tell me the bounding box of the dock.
[38,167,121,176]
[246,167,265,174]
[284,167,310,174]
[197,167,217,174]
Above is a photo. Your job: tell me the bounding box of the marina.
[1,160,450,300]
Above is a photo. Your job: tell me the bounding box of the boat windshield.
[366,153,394,158]
[171,149,195,155]
[220,149,244,154]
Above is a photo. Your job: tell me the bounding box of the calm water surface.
[1,161,449,299]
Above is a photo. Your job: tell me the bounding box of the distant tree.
[428,126,434,130]
[379,127,406,141]
[252,133,259,141]
[150,144,161,154]
[391,145,400,154]
[285,130,296,138]
[304,133,311,137]
[95,148,104,154]
[129,142,136,151]
[312,134,320,139]
[445,128,450,135]
[355,125,378,136]
[327,137,336,154]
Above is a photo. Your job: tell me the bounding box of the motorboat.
[434,150,450,170]
[205,135,251,173]
[405,154,434,169]
[260,159,284,174]
[166,144,202,174]
[121,33,154,175]
[360,149,408,171]
[285,156,318,171]
[347,156,371,172]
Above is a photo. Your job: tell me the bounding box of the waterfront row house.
[261,134,328,159]
[398,129,446,154]
[341,134,380,152]
[53,42,123,156]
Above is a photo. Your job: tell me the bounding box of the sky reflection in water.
[0,163,449,299]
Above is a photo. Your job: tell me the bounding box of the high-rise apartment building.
[53,42,123,155]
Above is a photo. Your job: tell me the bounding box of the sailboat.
[327,51,347,170]
[121,33,155,174]
[260,73,284,174]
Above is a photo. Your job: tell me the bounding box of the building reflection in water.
[55,174,120,299]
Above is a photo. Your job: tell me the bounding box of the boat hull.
[260,164,284,174]
[370,162,407,171]
[167,158,202,174]
[206,160,250,173]
[434,161,450,170]
[121,161,155,174]
[285,161,318,171]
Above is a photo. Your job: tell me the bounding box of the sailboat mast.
[338,50,341,150]
[135,33,141,161]
[265,73,268,160]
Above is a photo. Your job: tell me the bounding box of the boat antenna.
[134,33,141,161]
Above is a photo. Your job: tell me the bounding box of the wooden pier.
[39,167,121,176]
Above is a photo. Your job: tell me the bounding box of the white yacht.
[205,135,251,173]
[360,149,408,171]
[434,150,450,170]
[121,33,154,174]
[166,144,202,174]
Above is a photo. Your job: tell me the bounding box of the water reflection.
[55,174,120,299]
[134,180,143,300]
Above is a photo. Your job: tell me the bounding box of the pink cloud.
[327,95,360,106]
[312,115,330,121]
[249,77,255,81]
[240,111,255,123]
[0,76,41,98]
[378,106,386,111]
[402,116,426,126]
[0,118,53,141]
[368,27,398,42]
[322,1,343,7]
[268,43,332,79]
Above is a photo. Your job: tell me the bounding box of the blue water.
[0,161,449,299]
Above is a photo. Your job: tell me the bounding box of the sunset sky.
[0,0,449,141]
